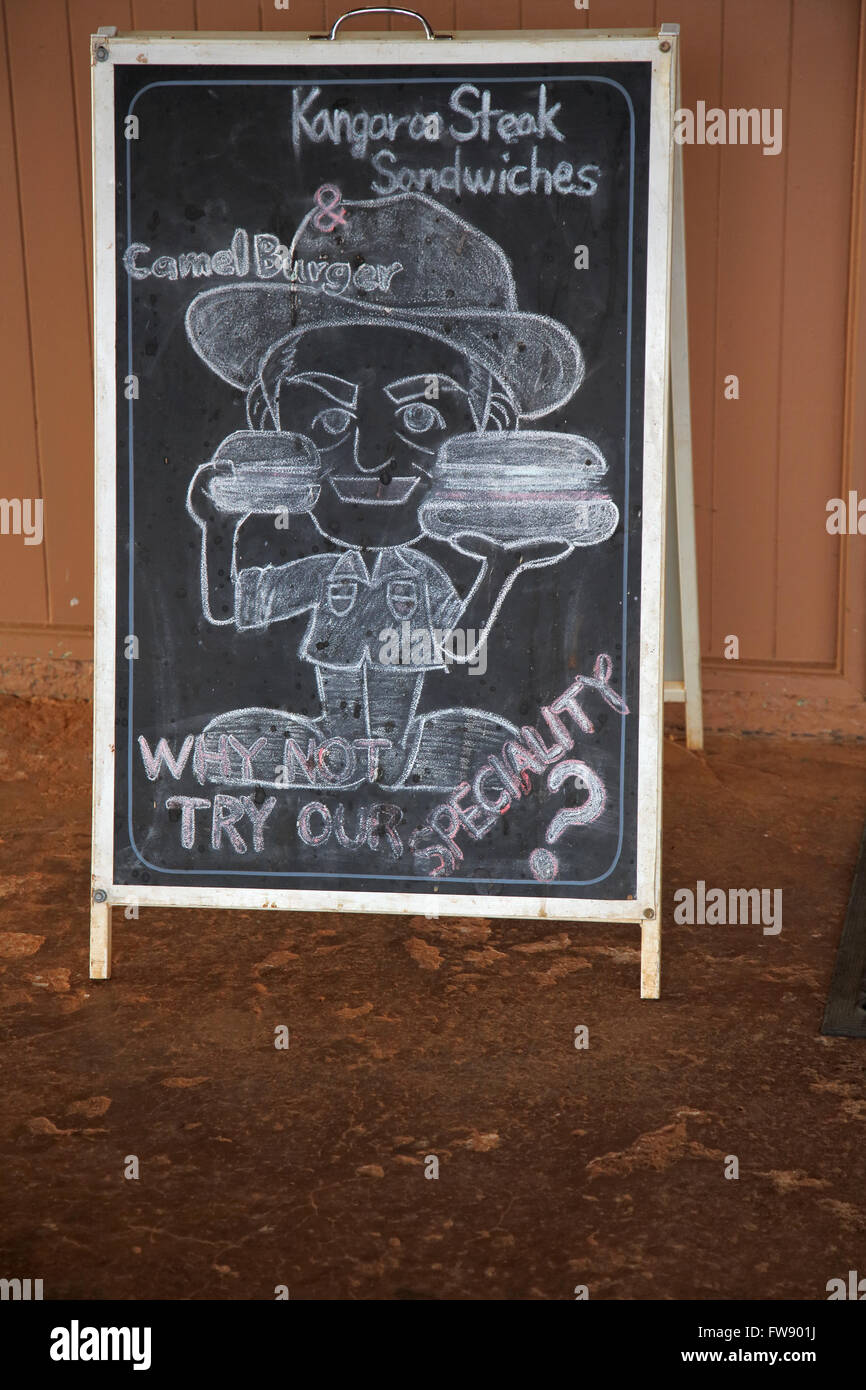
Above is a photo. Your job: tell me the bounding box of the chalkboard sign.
[91,28,675,993]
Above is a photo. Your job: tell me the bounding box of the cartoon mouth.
[329,475,419,505]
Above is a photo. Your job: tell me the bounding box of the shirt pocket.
[386,578,420,621]
[326,579,358,617]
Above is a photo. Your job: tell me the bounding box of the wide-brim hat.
[186,192,583,420]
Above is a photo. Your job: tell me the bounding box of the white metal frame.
[90,27,678,996]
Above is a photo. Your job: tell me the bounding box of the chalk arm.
[442,535,574,658]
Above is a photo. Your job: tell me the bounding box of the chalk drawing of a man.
[186,192,617,790]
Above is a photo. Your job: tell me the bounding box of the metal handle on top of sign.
[311,8,452,40]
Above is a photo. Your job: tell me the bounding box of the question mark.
[545,760,606,842]
[528,655,624,882]
[528,760,607,881]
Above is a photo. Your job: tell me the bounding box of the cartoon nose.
[350,412,399,476]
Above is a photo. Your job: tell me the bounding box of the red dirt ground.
[1,692,865,1300]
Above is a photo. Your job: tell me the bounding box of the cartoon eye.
[313,407,354,437]
[396,402,446,435]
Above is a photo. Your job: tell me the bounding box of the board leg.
[90,902,113,980]
[670,137,704,751]
[640,918,661,999]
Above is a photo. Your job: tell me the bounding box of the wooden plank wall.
[0,0,863,721]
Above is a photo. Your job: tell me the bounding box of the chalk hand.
[515,538,574,567]
[449,533,573,568]
[187,459,232,524]
[449,532,507,563]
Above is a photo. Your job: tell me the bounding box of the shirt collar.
[371,545,418,582]
[331,549,370,583]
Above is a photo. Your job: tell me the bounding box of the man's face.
[269,324,483,548]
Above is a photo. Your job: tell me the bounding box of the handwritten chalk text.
[123,228,404,293]
[292,83,565,160]
[409,656,628,877]
[291,83,601,201]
